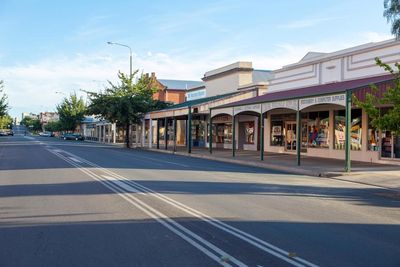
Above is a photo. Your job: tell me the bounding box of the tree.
[384,0,400,38]
[20,117,42,132]
[0,80,9,117]
[0,114,12,129]
[56,93,86,132]
[86,71,171,148]
[44,121,62,132]
[354,58,400,135]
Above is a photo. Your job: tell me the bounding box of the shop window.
[224,123,232,144]
[271,120,284,146]
[307,111,329,148]
[334,110,346,149]
[212,124,230,143]
[334,109,362,150]
[367,117,379,151]
[243,122,254,144]
[351,109,362,150]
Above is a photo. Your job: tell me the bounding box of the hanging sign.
[300,93,346,110]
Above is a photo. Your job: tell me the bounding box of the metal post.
[187,107,192,154]
[156,119,160,149]
[296,109,301,166]
[345,90,352,172]
[164,117,168,150]
[173,117,177,152]
[232,115,236,157]
[209,110,213,154]
[260,113,265,161]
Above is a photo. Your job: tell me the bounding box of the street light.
[107,41,132,78]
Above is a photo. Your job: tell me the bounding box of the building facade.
[210,38,400,168]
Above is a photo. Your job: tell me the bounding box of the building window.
[307,111,329,148]
[334,109,362,150]
[334,110,346,150]
[243,121,255,144]
[212,123,231,143]
[368,117,379,151]
[351,109,362,150]
[224,123,232,144]
[271,120,284,146]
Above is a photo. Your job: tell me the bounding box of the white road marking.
[47,149,245,267]
[47,148,318,267]
[68,157,82,163]
[102,175,139,193]
[67,152,317,267]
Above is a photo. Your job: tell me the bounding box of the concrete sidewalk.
[143,146,400,192]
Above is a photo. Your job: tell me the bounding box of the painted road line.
[102,175,140,193]
[68,157,83,163]
[47,149,246,267]
[51,148,317,267]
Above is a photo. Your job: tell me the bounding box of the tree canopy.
[20,117,42,132]
[0,80,9,117]
[384,0,400,38]
[86,71,171,147]
[56,93,86,132]
[0,114,13,129]
[354,58,400,135]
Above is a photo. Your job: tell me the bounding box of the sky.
[0,0,394,118]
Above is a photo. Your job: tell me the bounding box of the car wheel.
[75,138,78,141]
[64,137,66,140]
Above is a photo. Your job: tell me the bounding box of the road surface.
[0,134,399,266]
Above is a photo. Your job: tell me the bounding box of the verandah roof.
[213,74,394,110]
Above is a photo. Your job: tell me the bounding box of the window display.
[351,109,362,150]
[243,122,254,144]
[271,120,284,146]
[367,117,379,151]
[307,111,329,148]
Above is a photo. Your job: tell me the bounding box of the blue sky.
[0,0,394,118]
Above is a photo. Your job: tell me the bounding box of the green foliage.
[44,121,62,132]
[86,71,172,147]
[20,117,42,131]
[56,93,86,132]
[0,114,13,129]
[384,0,400,38]
[0,80,9,117]
[354,57,400,135]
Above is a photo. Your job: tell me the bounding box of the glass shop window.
[271,120,284,146]
[334,109,362,150]
[243,121,254,144]
[307,111,329,148]
[223,123,232,144]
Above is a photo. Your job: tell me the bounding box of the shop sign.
[233,104,261,115]
[186,89,206,101]
[262,100,298,112]
[300,93,346,110]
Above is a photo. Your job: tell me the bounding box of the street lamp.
[107,41,132,78]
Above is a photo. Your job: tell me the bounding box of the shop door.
[285,122,297,151]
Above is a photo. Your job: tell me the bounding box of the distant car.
[39,131,53,137]
[62,133,84,141]
[0,129,13,136]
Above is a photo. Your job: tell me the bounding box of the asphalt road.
[0,133,399,267]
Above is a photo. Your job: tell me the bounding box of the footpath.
[143,146,400,193]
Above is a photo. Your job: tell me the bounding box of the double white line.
[47,148,318,267]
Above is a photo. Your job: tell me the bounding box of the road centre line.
[50,148,317,267]
[46,148,245,267]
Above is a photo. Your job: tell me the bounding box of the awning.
[213,74,394,111]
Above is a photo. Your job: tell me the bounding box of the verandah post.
[209,109,213,154]
[187,107,192,154]
[164,117,168,150]
[345,90,352,172]
[232,114,236,157]
[260,111,264,161]
[173,117,177,152]
[296,107,301,166]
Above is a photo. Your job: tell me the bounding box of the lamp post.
[107,41,132,78]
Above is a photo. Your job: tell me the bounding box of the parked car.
[62,133,84,141]
[0,129,13,136]
[39,131,53,137]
